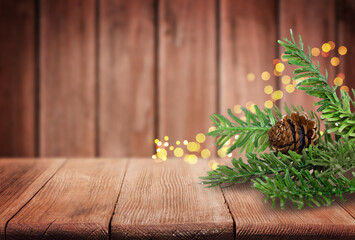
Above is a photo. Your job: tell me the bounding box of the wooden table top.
[0,158,354,240]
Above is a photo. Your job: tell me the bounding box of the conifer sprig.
[278,29,355,139]
[200,30,355,210]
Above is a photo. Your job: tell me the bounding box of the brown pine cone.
[268,112,319,154]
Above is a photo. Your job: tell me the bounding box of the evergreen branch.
[207,106,280,154]
[252,169,355,210]
[278,29,355,139]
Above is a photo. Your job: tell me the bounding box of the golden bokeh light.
[285,84,295,93]
[272,90,283,100]
[196,133,206,143]
[264,85,273,95]
[261,71,271,81]
[176,140,180,145]
[217,147,228,158]
[164,136,169,141]
[281,75,291,84]
[234,104,242,114]
[249,104,256,113]
[322,43,331,52]
[208,126,216,133]
[211,162,219,170]
[174,147,184,157]
[273,69,282,77]
[184,154,198,164]
[247,73,255,82]
[340,85,349,93]
[169,146,174,151]
[187,142,200,152]
[336,73,345,80]
[334,77,343,86]
[311,47,320,56]
[157,141,162,146]
[246,101,253,109]
[164,142,169,147]
[201,149,211,159]
[338,46,347,55]
[264,100,273,109]
[154,139,159,144]
[275,63,285,72]
[157,148,167,159]
[328,41,335,50]
[330,57,340,66]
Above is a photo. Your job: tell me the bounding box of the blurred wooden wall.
[0,0,354,157]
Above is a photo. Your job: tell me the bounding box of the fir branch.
[207,106,280,154]
[278,29,355,139]
[252,168,355,210]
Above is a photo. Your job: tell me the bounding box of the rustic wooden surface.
[6,159,127,240]
[0,158,354,239]
[222,183,355,239]
[0,159,64,239]
[220,0,277,115]
[0,0,35,156]
[40,0,96,156]
[99,0,155,157]
[279,0,336,113]
[158,0,217,147]
[111,158,234,239]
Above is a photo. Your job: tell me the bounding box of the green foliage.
[278,29,355,139]
[200,29,355,210]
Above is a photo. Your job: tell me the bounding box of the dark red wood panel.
[40,0,96,156]
[279,0,336,113]
[99,0,155,157]
[220,0,277,115]
[158,0,217,146]
[338,0,355,91]
[0,0,35,156]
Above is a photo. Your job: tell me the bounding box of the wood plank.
[279,0,336,113]
[0,159,65,239]
[220,0,277,115]
[111,158,233,239]
[0,0,35,156]
[40,0,96,156]
[159,0,217,147]
[222,183,355,239]
[6,158,127,240]
[337,0,355,94]
[99,0,155,157]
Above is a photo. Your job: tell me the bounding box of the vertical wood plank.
[111,158,233,239]
[220,0,277,115]
[279,0,336,112]
[222,184,355,239]
[159,0,217,146]
[99,0,155,157]
[0,0,35,156]
[0,159,65,239]
[6,158,127,240]
[337,0,355,91]
[40,0,96,156]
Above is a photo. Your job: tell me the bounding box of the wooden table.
[0,158,354,239]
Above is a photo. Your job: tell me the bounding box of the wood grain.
[6,158,127,240]
[222,183,355,239]
[0,0,35,156]
[40,0,96,156]
[279,0,336,113]
[159,0,217,148]
[99,0,155,157]
[111,158,233,239]
[337,0,355,92]
[0,159,64,239]
[220,0,277,114]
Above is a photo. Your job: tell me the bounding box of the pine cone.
[268,112,319,154]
